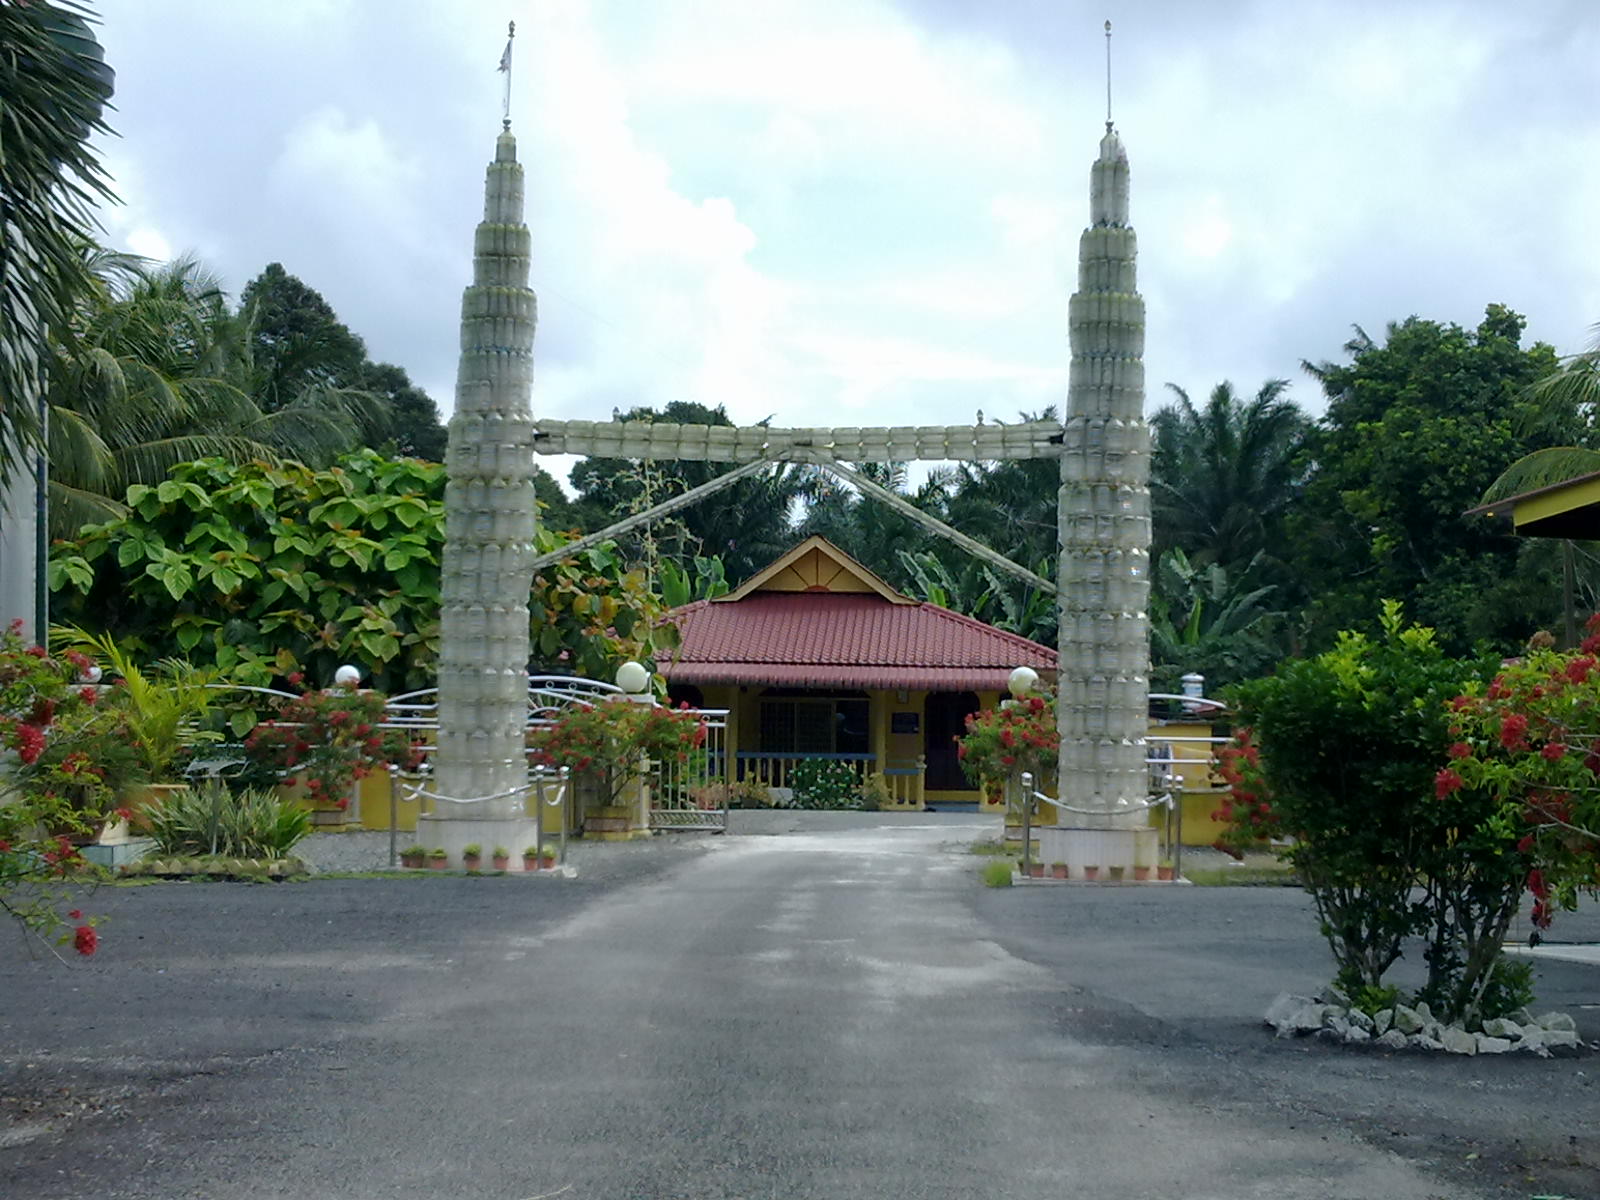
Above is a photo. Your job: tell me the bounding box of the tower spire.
[498,20,516,130]
[1100,19,1113,132]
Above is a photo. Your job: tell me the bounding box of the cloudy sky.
[92,0,1600,481]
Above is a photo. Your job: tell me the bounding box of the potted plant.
[1108,864,1126,883]
[1133,864,1152,882]
[530,698,705,839]
[428,848,448,870]
[1050,861,1068,880]
[461,843,482,871]
[540,846,558,870]
[53,629,221,828]
[491,845,510,871]
[1082,864,1100,881]
[1157,858,1175,882]
[523,846,540,871]
[400,844,426,869]
[1026,860,1045,878]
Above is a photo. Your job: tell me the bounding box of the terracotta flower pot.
[523,855,539,872]
[1108,865,1126,883]
[540,855,557,870]
[1133,865,1151,882]
[1026,862,1045,878]
[1082,865,1099,881]
[400,853,423,869]
[492,855,510,871]
[1157,865,1175,881]
[462,855,482,872]
[1051,863,1068,879]
[429,856,448,871]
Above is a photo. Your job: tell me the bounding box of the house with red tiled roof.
[661,537,1057,807]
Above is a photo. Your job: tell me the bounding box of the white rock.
[1536,1012,1577,1033]
[1480,1017,1522,1039]
[1343,1025,1371,1043]
[1518,1029,1552,1057]
[1392,1005,1424,1034]
[1322,983,1351,1008]
[1347,1008,1375,1033]
[1322,1005,1348,1022]
[1414,1001,1435,1024]
[1511,1006,1536,1026]
[1264,993,1326,1037]
[1440,1026,1478,1055]
[1543,1029,1580,1050]
[1373,1009,1394,1035]
[1324,1016,1353,1041]
[1476,1035,1513,1054]
[1375,1029,1409,1050]
[1411,1034,1445,1051]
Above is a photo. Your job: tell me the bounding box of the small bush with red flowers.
[1222,602,1527,1024]
[530,699,706,809]
[241,685,424,808]
[1445,618,1600,929]
[958,693,1056,814]
[0,621,102,955]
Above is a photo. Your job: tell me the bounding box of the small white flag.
[498,39,512,72]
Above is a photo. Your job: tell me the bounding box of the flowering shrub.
[1222,602,1521,1021]
[0,622,101,954]
[958,694,1056,790]
[1210,727,1281,853]
[1446,616,1600,927]
[242,685,424,807]
[530,699,705,807]
[789,758,862,810]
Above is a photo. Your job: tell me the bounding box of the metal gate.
[648,708,729,832]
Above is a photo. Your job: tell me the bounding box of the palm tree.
[0,1,115,479]
[45,254,361,536]
[1150,380,1310,575]
[1149,548,1285,691]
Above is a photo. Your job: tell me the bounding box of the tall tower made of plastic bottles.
[1047,114,1155,872]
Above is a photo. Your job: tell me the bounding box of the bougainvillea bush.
[0,622,101,954]
[1221,603,1527,1023]
[241,685,424,807]
[530,700,705,808]
[1446,619,1600,927]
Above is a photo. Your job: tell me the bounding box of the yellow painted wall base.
[1145,789,1231,846]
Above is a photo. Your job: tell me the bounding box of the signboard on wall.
[891,711,920,734]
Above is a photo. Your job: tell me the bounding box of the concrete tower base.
[1037,825,1157,876]
[415,815,544,871]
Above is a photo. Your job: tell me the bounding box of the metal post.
[388,766,398,868]
[1019,771,1033,877]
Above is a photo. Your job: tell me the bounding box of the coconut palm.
[0,0,116,480]
[45,254,362,536]
[1150,380,1310,576]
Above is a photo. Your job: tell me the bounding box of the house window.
[758,690,869,755]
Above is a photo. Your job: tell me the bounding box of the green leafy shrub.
[789,759,862,809]
[1224,602,1512,1019]
[981,860,1014,887]
[145,781,311,860]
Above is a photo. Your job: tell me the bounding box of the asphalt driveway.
[1,818,1595,1199]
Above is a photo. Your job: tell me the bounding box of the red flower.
[1499,713,1529,750]
[1447,741,1471,760]
[1434,768,1465,799]
[73,925,97,956]
[79,686,98,704]
[1541,742,1568,761]
[68,908,82,919]
[1566,657,1595,685]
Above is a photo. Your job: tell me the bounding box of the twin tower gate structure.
[423,119,1155,875]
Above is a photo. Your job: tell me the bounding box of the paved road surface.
[2,819,1595,1198]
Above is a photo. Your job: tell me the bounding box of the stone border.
[1265,990,1589,1056]
[119,856,309,882]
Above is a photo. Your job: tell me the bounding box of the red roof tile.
[662,592,1056,692]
